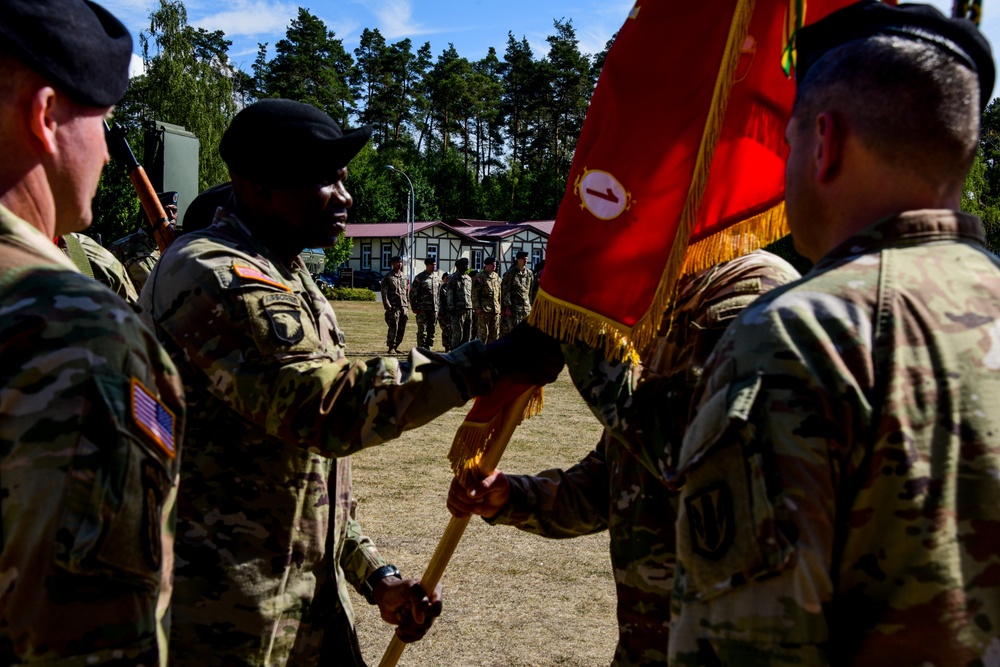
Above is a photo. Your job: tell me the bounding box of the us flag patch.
[130,378,177,459]
[233,263,290,292]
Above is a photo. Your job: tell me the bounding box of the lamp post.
[386,165,415,281]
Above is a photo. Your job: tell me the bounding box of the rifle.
[104,121,176,252]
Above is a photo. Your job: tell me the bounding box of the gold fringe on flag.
[530,0,759,362]
[680,201,789,276]
[447,387,544,487]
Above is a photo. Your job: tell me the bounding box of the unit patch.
[262,293,305,344]
[685,481,735,560]
[233,263,291,292]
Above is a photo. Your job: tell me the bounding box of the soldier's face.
[269,167,353,249]
[517,258,526,268]
[485,263,494,274]
[392,260,403,271]
[50,101,111,235]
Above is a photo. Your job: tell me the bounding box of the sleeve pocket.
[54,369,177,589]
[674,374,795,602]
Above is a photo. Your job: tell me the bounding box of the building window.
[473,249,483,271]
[426,244,438,263]
[362,243,372,269]
[381,243,392,267]
[532,247,542,268]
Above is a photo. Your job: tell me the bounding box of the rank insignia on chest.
[685,481,734,560]
[130,378,177,459]
[262,292,305,344]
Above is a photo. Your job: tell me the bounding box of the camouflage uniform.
[411,268,441,348]
[380,269,409,350]
[59,231,140,303]
[497,251,799,666]
[109,225,159,294]
[449,270,474,349]
[574,212,1000,665]
[501,264,533,335]
[439,277,453,351]
[0,205,185,665]
[139,210,497,666]
[472,270,502,343]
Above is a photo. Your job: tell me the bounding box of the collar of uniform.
[816,209,986,269]
[0,204,79,271]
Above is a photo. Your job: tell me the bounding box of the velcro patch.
[262,293,305,344]
[233,263,291,292]
[130,378,177,459]
[685,481,735,561]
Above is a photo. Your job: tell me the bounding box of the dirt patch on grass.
[336,301,618,666]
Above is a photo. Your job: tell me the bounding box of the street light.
[386,165,415,281]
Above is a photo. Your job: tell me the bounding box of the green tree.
[266,8,356,126]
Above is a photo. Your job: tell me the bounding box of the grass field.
[332,301,618,666]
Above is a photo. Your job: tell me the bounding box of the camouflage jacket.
[573,212,1000,665]
[501,251,800,666]
[380,269,409,311]
[450,270,473,310]
[472,270,501,313]
[139,209,498,666]
[502,265,533,313]
[0,205,184,666]
[439,279,453,316]
[411,269,441,312]
[109,226,160,294]
[58,232,139,303]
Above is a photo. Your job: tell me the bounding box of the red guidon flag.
[530,0,866,359]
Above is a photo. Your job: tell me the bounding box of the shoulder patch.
[130,378,177,459]
[685,481,735,560]
[262,292,305,344]
[233,263,291,292]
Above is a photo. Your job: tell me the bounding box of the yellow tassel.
[681,201,789,275]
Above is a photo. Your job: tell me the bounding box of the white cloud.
[128,53,146,78]
[195,1,298,37]
[354,0,453,40]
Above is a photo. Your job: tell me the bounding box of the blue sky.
[99,0,999,99]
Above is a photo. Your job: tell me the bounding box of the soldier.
[381,254,409,353]
[0,1,185,664]
[57,232,140,303]
[411,256,442,349]
[449,251,800,666]
[449,257,474,348]
[530,258,544,305]
[439,271,453,351]
[562,4,1000,664]
[139,98,562,666]
[108,191,178,293]
[472,256,502,343]
[501,250,533,335]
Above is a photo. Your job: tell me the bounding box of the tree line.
[92,0,611,250]
[93,0,1000,263]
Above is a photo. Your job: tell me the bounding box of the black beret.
[158,191,178,207]
[484,256,497,264]
[423,257,437,264]
[181,182,233,234]
[455,257,469,267]
[0,0,132,108]
[221,99,372,186]
[515,251,529,259]
[389,255,402,262]
[796,1,994,111]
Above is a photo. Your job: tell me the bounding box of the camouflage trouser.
[500,309,529,337]
[384,308,408,348]
[414,310,437,349]
[477,311,500,343]
[439,313,453,351]
[451,309,474,349]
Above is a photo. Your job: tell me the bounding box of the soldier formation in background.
[501,250,533,335]
[411,257,442,348]
[448,257,474,348]
[109,190,177,293]
[472,256,502,343]
[381,255,409,353]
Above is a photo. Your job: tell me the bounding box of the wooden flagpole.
[378,385,539,667]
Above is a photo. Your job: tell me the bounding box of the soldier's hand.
[484,322,564,386]
[447,471,510,519]
[374,577,443,643]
